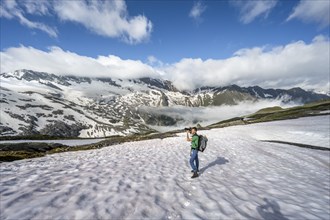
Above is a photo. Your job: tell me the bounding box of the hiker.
[186,127,199,178]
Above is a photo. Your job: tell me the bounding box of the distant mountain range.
[1,69,329,137]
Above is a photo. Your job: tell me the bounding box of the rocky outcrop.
[39,121,88,137]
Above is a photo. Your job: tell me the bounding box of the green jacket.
[191,134,199,149]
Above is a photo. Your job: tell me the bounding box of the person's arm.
[186,132,192,142]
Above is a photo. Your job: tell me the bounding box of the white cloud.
[22,1,51,16]
[0,46,159,79]
[147,55,164,67]
[163,35,329,92]
[230,0,277,24]
[287,0,330,28]
[189,1,207,22]
[1,36,329,93]
[0,0,152,43]
[53,0,152,44]
[0,0,57,37]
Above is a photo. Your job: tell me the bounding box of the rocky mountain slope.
[0,70,328,137]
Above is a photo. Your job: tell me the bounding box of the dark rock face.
[16,104,53,111]
[138,77,178,92]
[64,115,75,121]
[158,92,169,106]
[96,78,121,87]
[39,121,88,137]
[139,113,178,126]
[52,110,64,115]
[0,126,16,135]
[18,126,39,136]
[0,142,64,152]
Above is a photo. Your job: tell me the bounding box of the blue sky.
[0,0,329,92]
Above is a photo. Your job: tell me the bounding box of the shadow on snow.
[200,156,229,173]
[257,198,290,220]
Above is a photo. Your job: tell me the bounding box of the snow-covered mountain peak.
[0,69,329,137]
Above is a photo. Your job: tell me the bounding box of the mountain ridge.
[1,69,329,137]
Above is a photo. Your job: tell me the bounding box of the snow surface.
[1,116,329,219]
[239,115,330,148]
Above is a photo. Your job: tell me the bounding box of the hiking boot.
[191,171,199,178]
[191,169,200,173]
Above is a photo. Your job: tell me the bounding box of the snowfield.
[1,116,329,219]
[235,115,330,149]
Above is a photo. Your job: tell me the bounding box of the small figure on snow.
[185,127,199,178]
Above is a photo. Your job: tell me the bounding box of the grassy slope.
[1,99,329,162]
[207,100,330,129]
[0,132,176,162]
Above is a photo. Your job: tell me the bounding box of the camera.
[184,127,192,132]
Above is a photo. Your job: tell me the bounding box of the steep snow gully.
[1,116,329,219]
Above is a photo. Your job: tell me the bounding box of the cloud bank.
[1,36,329,93]
[287,0,330,28]
[144,99,297,132]
[163,35,329,92]
[0,0,152,43]
[0,46,159,79]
